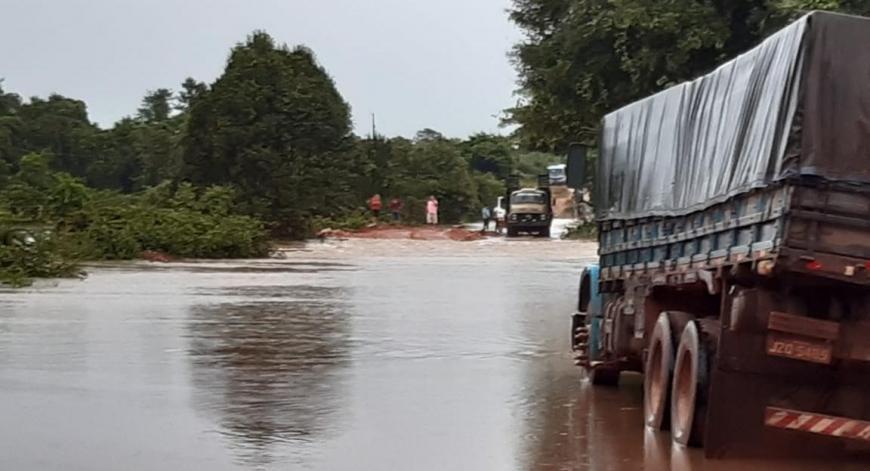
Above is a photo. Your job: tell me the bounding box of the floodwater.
[0,238,866,470]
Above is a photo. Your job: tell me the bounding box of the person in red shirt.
[389,197,403,222]
[368,194,382,221]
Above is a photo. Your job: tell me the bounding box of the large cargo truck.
[570,12,870,457]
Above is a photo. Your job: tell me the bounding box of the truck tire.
[507,227,518,237]
[670,320,709,447]
[540,227,551,238]
[644,313,676,431]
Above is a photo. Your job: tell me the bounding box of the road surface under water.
[0,238,866,470]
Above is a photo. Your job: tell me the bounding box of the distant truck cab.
[506,188,552,237]
[547,164,567,186]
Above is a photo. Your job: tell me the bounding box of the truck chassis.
[572,181,870,457]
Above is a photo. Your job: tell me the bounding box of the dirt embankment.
[318,225,489,242]
[140,250,175,262]
[550,185,575,218]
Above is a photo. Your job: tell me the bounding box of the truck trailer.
[570,11,870,457]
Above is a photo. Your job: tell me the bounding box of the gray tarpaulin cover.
[597,11,870,220]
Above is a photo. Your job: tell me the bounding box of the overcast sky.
[0,0,523,138]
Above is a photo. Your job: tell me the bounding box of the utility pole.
[371,113,377,140]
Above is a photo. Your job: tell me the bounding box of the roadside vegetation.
[562,223,597,241]
[0,228,79,287]
[0,32,559,285]
[0,153,268,285]
[506,0,870,152]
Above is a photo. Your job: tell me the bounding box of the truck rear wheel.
[670,320,709,447]
[644,313,676,430]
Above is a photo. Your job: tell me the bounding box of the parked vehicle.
[569,12,870,457]
[493,196,506,232]
[547,164,567,186]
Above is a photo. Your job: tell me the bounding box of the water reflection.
[520,365,870,470]
[519,362,644,471]
[3,240,866,470]
[187,285,351,468]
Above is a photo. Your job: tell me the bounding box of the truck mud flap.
[703,368,870,458]
[703,316,870,459]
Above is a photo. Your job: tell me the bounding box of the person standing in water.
[389,197,403,222]
[368,194,382,221]
[426,196,439,225]
[481,206,492,233]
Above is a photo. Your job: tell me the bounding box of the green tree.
[507,0,870,151]
[132,120,181,189]
[86,118,141,191]
[0,81,22,178]
[462,133,515,180]
[176,78,207,111]
[414,128,446,142]
[182,31,352,236]
[89,86,184,192]
[347,135,410,203]
[514,150,563,184]
[2,152,58,219]
[17,94,98,177]
[0,80,20,115]
[386,138,477,223]
[49,173,91,218]
[137,88,174,123]
[473,171,506,213]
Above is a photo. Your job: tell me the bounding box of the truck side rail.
[598,185,789,287]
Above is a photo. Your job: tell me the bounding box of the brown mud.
[318,224,490,241]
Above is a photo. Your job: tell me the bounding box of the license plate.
[766,333,833,365]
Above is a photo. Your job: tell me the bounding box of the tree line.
[1,32,557,235]
[0,31,558,284]
[506,0,870,152]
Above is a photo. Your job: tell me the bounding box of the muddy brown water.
[0,238,865,470]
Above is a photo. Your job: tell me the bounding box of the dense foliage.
[2,30,558,235]
[0,154,269,285]
[507,0,870,151]
[0,230,79,287]
[66,183,268,260]
[183,33,354,237]
[0,30,561,284]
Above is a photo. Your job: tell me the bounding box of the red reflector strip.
[806,260,823,271]
[765,407,870,442]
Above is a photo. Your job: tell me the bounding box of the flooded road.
[0,239,865,470]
